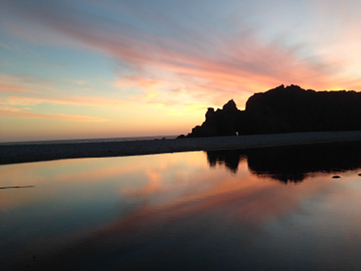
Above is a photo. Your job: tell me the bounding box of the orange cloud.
[0,94,122,108]
[0,105,23,112]
[0,82,42,93]
[0,73,53,93]
[0,108,108,122]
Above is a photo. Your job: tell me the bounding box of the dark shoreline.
[1,131,361,165]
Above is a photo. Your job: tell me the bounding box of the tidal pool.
[1,144,361,270]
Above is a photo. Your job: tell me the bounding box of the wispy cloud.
[0,106,108,122]
[0,105,23,112]
[4,0,361,108]
[2,0,361,142]
[0,74,48,93]
[0,82,42,94]
[0,72,122,108]
[1,95,119,107]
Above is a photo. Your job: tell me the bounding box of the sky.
[1,0,361,142]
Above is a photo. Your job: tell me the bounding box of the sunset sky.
[1,0,361,142]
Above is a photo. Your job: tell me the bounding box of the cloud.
[0,82,43,94]
[3,0,361,110]
[0,74,47,93]
[1,95,119,107]
[0,106,108,122]
[0,105,23,112]
[0,72,123,108]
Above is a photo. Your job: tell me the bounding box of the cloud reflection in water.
[1,145,361,270]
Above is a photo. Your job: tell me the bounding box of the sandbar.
[1,131,361,165]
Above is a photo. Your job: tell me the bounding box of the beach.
[1,131,361,165]
[2,131,361,271]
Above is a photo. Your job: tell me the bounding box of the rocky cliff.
[180,84,361,138]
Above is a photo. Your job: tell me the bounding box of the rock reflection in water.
[207,150,246,173]
[206,142,361,183]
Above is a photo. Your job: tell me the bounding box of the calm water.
[1,144,361,270]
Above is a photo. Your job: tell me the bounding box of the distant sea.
[0,135,177,145]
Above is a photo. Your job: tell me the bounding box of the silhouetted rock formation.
[181,84,361,138]
[184,100,245,137]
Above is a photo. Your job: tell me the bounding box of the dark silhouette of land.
[181,84,361,138]
[2,84,361,165]
[207,142,361,183]
[0,185,34,189]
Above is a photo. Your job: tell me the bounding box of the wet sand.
[1,131,361,164]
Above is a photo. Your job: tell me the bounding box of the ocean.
[0,135,177,145]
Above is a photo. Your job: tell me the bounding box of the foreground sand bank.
[1,131,361,165]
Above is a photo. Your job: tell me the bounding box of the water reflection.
[207,142,361,183]
[207,150,246,173]
[1,145,361,270]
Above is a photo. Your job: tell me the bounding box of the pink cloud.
[3,0,361,110]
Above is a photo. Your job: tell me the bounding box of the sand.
[1,131,361,164]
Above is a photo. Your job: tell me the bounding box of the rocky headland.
[180,84,361,138]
